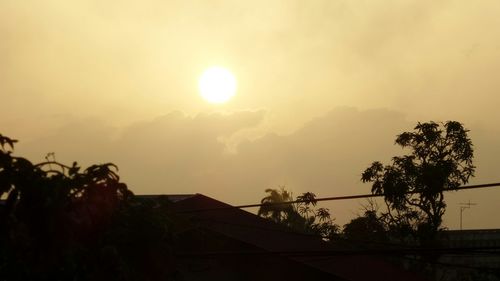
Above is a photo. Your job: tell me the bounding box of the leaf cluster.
[0,134,177,281]
[258,187,339,240]
[361,121,475,240]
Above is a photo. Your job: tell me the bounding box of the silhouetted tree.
[258,187,295,224]
[258,187,339,240]
[361,121,475,242]
[0,134,178,281]
[343,210,387,243]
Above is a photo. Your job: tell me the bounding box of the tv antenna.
[459,200,477,230]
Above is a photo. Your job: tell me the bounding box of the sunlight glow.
[198,66,237,104]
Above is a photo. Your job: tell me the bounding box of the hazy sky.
[1,0,499,229]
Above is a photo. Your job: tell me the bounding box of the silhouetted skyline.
[1,1,499,229]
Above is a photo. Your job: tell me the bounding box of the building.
[436,229,500,280]
[143,193,428,281]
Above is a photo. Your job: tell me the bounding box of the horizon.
[1,1,500,230]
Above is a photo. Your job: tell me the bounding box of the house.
[140,193,428,281]
[435,229,500,281]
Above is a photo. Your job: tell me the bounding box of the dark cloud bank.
[16,107,500,229]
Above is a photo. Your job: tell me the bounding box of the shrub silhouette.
[0,134,177,281]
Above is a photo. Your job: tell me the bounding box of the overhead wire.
[176,182,500,214]
[172,182,500,271]
[191,217,500,255]
[175,246,500,258]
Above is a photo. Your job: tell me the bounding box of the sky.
[1,0,500,229]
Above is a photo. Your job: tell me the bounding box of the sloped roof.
[167,193,428,281]
[138,194,196,203]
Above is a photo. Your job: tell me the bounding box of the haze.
[1,0,499,229]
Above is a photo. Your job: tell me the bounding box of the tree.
[343,210,387,244]
[258,187,339,240]
[361,121,475,241]
[258,187,295,224]
[0,134,178,280]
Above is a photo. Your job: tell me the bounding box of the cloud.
[2,0,500,131]
[2,1,500,230]
[17,109,267,193]
[9,108,406,219]
[15,107,410,199]
[13,107,500,228]
[111,110,266,193]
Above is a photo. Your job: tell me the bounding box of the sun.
[198,66,237,104]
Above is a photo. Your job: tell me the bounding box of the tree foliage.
[343,210,387,243]
[361,121,475,240]
[258,187,339,240]
[0,134,177,280]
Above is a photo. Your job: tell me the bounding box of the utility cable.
[176,182,500,213]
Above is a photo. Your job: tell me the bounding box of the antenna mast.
[459,200,477,230]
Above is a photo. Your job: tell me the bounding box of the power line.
[177,218,500,272]
[195,217,409,249]
[175,246,500,258]
[177,182,500,213]
[194,216,500,254]
[175,249,500,272]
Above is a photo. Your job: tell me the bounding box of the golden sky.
[1,0,500,229]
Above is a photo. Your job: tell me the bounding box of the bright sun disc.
[199,66,237,104]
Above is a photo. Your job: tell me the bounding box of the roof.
[163,193,428,281]
[137,194,196,203]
